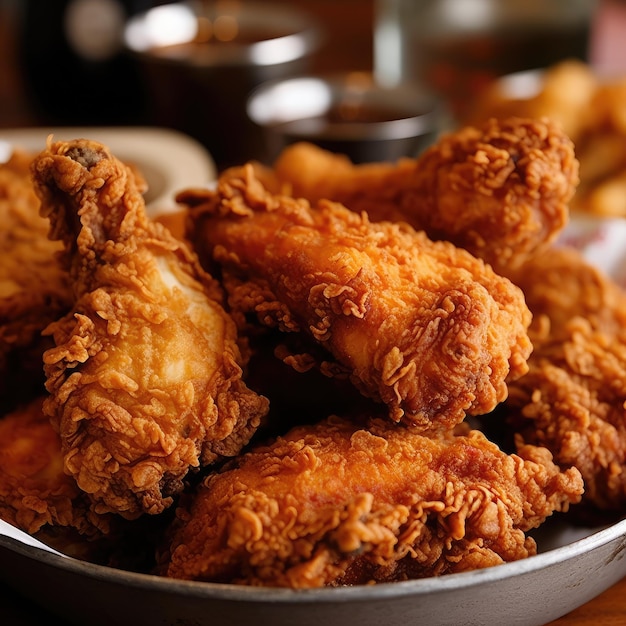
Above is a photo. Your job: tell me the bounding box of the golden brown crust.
[503,243,626,510]
[0,396,109,537]
[508,317,626,511]
[162,416,583,587]
[31,138,269,518]
[271,117,578,274]
[0,149,73,409]
[181,165,532,431]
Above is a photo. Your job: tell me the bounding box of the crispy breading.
[505,245,626,510]
[162,416,582,587]
[0,149,72,410]
[269,117,578,273]
[0,396,109,538]
[180,165,532,430]
[31,138,269,518]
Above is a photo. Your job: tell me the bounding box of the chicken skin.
[506,244,626,345]
[270,117,578,273]
[0,149,72,411]
[180,165,532,430]
[31,138,269,518]
[162,415,583,587]
[0,396,108,539]
[507,317,626,511]
[503,245,626,511]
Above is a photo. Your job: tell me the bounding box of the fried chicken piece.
[0,396,169,565]
[500,244,626,511]
[464,60,598,144]
[0,396,109,539]
[0,149,72,411]
[507,245,626,346]
[180,165,532,430]
[465,60,626,219]
[271,117,578,273]
[162,415,583,587]
[506,317,626,511]
[31,138,269,518]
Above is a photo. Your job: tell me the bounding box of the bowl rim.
[124,0,323,68]
[246,74,443,141]
[2,515,625,603]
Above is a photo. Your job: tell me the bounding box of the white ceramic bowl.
[0,126,216,215]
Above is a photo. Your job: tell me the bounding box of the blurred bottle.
[375,0,596,121]
[17,0,167,126]
[589,0,626,74]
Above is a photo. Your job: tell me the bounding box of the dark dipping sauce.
[266,102,439,164]
[148,19,296,63]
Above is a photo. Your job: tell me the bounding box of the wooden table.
[547,575,626,625]
[1,575,625,625]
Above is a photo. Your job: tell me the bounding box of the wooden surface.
[547,576,626,625]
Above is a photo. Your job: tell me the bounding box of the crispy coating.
[180,166,532,430]
[507,317,626,511]
[31,138,269,518]
[0,149,72,410]
[506,245,626,343]
[465,59,626,218]
[504,245,626,510]
[162,415,583,587]
[271,117,578,273]
[0,396,109,538]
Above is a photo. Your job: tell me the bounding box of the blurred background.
[0,0,619,170]
[0,1,373,125]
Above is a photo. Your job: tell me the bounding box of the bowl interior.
[124,1,322,67]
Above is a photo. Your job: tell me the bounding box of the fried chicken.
[270,117,578,273]
[465,59,626,218]
[507,317,626,512]
[506,244,626,343]
[180,165,532,430]
[0,396,109,539]
[31,138,269,518]
[501,245,626,511]
[161,415,583,587]
[0,149,72,411]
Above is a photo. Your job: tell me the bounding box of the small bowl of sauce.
[124,1,322,169]
[246,72,444,164]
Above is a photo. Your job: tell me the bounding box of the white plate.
[0,126,216,215]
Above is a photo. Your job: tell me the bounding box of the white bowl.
[0,126,216,215]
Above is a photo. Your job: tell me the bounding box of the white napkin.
[0,519,67,558]
[558,214,626,288]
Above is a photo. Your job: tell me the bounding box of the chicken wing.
[270,117,578,273]
[180,165,532,430]
[31,138,269,518]
[161,415,583,587]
